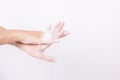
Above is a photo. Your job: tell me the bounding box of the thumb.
[36,52,56,62]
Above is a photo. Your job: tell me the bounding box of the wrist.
[9,30,24,42]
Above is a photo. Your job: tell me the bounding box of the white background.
[0,0,120,80]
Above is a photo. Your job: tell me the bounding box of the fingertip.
[60,21,65,26]
[57,21,65,26]
[39,54,56,62]
[63,31,70,37]
[47,24,52,31]
[48,58,56,62]
[59,21,65,24]
[66,32,71,35]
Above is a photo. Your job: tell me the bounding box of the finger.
[56,31,70,39]
[52,22,61,33]
[38,53,56,62]
[52,21,64,34]
[62,31,70,37]
[55,21,64,33]
[47,24,52,31]
[41,44,51,51]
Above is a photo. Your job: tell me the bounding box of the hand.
[13,42,55,62]
[13,21,70,62]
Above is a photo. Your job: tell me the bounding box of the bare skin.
[0,22,69,62]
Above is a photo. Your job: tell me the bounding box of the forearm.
[0,27,22,45]
[0,26,44,45]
